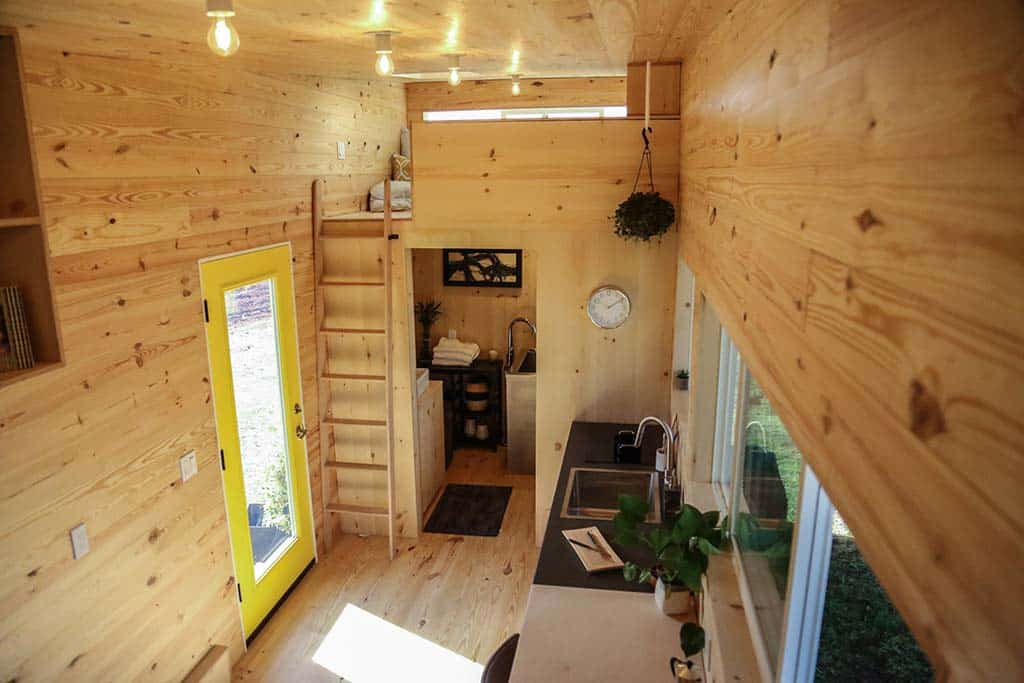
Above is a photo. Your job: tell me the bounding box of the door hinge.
[220,449,225,471]
[237,583,242,602]
[203,299,210,323]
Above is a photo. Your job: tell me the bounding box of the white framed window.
[422,105,627,122]
[707,328,931,682]
[711,329,741,508]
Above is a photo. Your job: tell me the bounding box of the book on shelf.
[0,286,34,372]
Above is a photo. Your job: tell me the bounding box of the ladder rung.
[327,503,389,516]
[320,280,385,287]
[322,373,386,382]
[324,461,388,472]
[324,417,387,427]
[319,327,387,336]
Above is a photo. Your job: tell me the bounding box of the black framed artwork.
[442,249,523,288]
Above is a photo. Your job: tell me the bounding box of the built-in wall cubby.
[0,28,63,388]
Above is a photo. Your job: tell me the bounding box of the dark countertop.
[533,421,664,593]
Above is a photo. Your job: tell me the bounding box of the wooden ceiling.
[1,0,732,79]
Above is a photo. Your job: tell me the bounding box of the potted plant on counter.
[414,299,442,364]
[614,495,724,617]
[615,495,723,680]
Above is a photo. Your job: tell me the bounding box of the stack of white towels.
[432,337,480,367]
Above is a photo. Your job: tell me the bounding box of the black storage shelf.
[424,358,505,465]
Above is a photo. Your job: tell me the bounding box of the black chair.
[481,634,519,683]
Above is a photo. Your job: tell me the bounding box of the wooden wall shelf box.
[0,28,63,389]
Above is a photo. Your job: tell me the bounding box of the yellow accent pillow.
[392,154,411,181]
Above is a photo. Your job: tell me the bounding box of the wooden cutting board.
[562,527,624,574]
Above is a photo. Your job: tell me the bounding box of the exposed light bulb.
[207,16,240,56]
[205,0,238,57]
[511,75,521,96]
[372,31,397,78]
[375,52,394,76]
[446,54,463,87]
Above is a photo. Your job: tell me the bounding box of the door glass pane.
[225,279,296,581]
[815,512,932,681]
[733,370,803,672]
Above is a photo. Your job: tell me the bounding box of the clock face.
[587,286,631,329]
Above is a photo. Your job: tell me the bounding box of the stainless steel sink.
[560,467,661,523]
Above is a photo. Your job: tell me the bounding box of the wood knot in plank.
[909,376,947,441]
[855,209,882,232]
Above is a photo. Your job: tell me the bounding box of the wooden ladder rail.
[382,179,397,561]
[312,178,398,560]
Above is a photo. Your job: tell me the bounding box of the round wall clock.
[587,286,631,329]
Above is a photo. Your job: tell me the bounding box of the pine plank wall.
[0,10,405,681]
[678,0,1023,678]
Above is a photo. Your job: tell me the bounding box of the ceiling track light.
[511,74,522,96]
[368,30,399,77]
[446,53,464,87]
[205,0,240,57]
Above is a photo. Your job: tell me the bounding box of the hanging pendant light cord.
[632,127,656,194]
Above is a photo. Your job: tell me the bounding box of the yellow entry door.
[200,244,315,639]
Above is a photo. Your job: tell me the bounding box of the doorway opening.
[409,247,537,531]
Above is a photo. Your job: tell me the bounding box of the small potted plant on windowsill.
[614,495,724,616]
[675,369,689,391]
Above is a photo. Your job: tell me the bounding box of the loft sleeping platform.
[321,210,412,223]
[313,179,410,240]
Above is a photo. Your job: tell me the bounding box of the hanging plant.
[613,127,675,242]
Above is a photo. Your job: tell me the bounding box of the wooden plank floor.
[233,448,538,681]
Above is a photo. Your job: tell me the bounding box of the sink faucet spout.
[506,317,537,370]
[632,416,679,494]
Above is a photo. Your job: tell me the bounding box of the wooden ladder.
[312,178,398,559]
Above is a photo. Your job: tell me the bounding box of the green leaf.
[674,505,702,540]
[638,568,652,585]
[679,623,706,658]
[696,537,719,557]
[675,557,703,593]
[701,510,720,530]
[648,528,673,555]
[618,493,650,520]
[613,513,642,547]
[622,561,640,583]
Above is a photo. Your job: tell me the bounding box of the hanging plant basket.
[614,127,676,242]
[614,191,675,242]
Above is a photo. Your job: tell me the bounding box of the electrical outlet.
[180,450,198,483]
[70,523,89,559]
[336,141,346,160]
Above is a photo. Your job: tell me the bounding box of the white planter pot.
[655,578,691,616]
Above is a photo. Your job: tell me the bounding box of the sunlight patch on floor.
[312,603,484,683]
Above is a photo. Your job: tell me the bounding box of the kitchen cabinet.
[417,380,446,515]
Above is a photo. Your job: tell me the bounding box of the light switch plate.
[180,450,198,483]
[336,141,346,160]
[70,523,89,559]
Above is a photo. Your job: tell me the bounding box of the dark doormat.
[424,484,513,537]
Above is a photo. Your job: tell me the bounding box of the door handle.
[294,403,303,414]
[295,424,308,440]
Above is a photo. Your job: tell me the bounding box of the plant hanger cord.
[632,127,656,194]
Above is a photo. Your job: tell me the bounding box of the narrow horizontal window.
[422,105,627,122]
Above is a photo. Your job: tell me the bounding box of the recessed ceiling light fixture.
[205,0,240,57]
[446,54,464,87]
[369,30,399,77]
[511,74,522,96]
